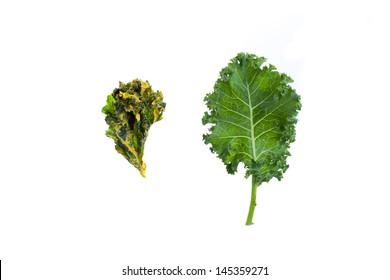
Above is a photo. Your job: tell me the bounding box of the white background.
[1,0,389,279]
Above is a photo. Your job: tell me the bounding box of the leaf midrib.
[247,85,257,160]
[235,67,258,160]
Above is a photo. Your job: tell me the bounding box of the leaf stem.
[245,176,257,225]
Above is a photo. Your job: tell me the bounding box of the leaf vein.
[254,127,279,141]
[218,120,251,132]
[215,102,250,120]
[253,96,293,129]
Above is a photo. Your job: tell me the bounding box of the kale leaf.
[202,53,301,225]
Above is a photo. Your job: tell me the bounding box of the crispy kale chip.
[202,53,301,224]
[102,79,165,177]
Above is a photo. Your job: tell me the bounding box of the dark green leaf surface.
[102,79,165,177]
[203,53,301,187]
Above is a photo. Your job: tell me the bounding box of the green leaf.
[102,79,166,177]
[202,53,301,224]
